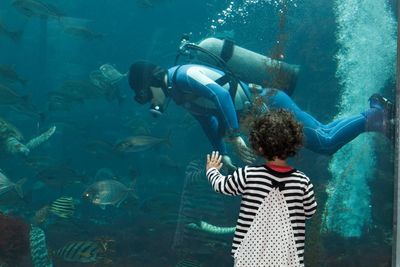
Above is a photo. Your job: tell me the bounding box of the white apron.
[234,187,301,267]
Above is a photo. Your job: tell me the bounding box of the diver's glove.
[227,136,256,164]
[222,155,237,173]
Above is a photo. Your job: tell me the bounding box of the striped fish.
[175,259,201,267]
[54,241,103,263]
[49,197,74,218]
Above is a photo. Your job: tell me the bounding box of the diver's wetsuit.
[167,64,373,155]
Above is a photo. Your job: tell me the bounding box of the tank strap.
[214,74,231,87]
[167,65,183,94]
[214,74,239,104]
[168,65,188,105]
[220,39,235,62]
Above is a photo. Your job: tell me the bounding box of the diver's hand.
[206,151,223,171]
[229,136,256,164]
[222,155,237,173]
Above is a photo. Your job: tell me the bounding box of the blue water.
[0,0,396,266]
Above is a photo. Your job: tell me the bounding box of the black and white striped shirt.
[206,165,317,266]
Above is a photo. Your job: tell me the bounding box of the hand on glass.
[206,151,223,171]
[230,136,256,164]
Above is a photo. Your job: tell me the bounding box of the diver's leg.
[26,126,56,150]
[264,89,368,155]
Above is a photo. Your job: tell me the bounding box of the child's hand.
[206,151,223,171]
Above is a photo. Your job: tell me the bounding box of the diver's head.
[128,61,167,105]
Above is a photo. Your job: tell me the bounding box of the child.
[206,109,317,267]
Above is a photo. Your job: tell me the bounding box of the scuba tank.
[176,36,300,96]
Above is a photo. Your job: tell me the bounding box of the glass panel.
[0,0,396,266]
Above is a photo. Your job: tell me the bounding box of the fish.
[136,0,170,8]
[49,196,75,219]
[12,0,65,19]
[48,91,83,105]
[185,159,205,184]
[175,259,202,267]
[157,155,182,171]
[51,80,103,103]
[89,70,125,104]
[113,133,171,153]
[0,169,26,198]
[85,140,114,158]
[0,20,22,42]
[94,168,117,182]
[35,165,86,187]
[24,155,57,170]
[83,180,136,209]
[46,92,88,112]
[0,84,30,106]
[11,107,44,123]
[99,64,127,84]
[54,239,113,263]
[0,64,27,86]
[0,117,24,141]
[64,26,104,40]
[139,192,180,213]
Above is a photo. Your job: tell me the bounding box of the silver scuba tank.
[195,38,300,95]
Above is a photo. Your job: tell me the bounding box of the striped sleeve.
[206,167,246,196]
[303,180,317,218]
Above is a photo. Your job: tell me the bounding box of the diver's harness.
[170,34,249,105]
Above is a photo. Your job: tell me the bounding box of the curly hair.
[249,109,303,161]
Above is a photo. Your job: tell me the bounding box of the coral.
[0,213,30,264]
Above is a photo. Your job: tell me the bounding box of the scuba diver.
[103,38,395,172]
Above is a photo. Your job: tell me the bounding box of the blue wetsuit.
[167,64,370,155]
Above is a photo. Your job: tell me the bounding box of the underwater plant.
[0,213,30,266]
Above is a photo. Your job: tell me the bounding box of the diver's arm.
[183,68,255,164]
[193,114,238,173]
[185,68,240,137]
[193,114,227,154]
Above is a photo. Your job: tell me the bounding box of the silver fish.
[114,134,170,153]
[175,259,202,267]
[83,180,136,209]
[12,0,65,19]
[0,21,22,42]
[0,169,26,198]
[0,64,27,86]
[0,84,29,106]
[64,26,104,40]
